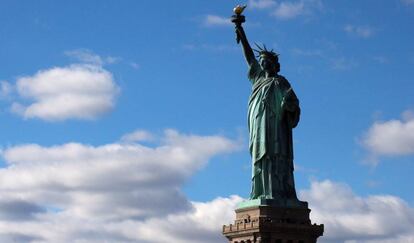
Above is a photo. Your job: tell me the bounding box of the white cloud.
[373,56,389,64]
[0,195,243,243]
[402,0,414,5]
[0,130,240,242]
[203,15,232,27]
[300,180,414,243]
[273,1,305,19]
[330,57,358,70]
[402,110,414,120]
[127,195,243,243]
[345,25,375,39]
[11,64,119,121]
[249,0,276,9]
[0,136,413,243]
[129,62,140,70]
[272,0,323,20]
[291,48,324,57]
[65,49,120,66]
[361,110,414,163]
[120,129,154,143]
[0,81,12,98]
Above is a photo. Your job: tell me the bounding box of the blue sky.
[1,0,414,242]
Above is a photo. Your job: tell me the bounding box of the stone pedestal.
[222,202,323,243]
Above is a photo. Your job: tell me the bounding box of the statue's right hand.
[231,15,245,26]
[231,15,239,24]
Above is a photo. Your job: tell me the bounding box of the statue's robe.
[247,61,300,200]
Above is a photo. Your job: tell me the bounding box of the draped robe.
[247,61,300,200]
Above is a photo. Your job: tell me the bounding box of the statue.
[222,7,324,243]
[232,5,305,207]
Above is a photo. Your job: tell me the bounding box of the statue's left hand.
[281,94,299,112]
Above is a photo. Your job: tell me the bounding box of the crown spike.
[254,42,264,51]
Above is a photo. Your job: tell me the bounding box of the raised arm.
[234,24,257,67]
[231,7,257,67]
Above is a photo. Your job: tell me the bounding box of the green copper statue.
[232,6,304,207]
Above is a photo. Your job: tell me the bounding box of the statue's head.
[254,44,280,74]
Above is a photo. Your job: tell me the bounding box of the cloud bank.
[0,130,240,242]
[0,129,412,242]
[301,180,414,243]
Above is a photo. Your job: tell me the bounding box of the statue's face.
[260,56,280,74]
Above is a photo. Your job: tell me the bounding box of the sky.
[0,0,414,242]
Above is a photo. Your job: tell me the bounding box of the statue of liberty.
[232,6,305,207]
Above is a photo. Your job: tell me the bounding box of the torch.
[231,5,247,44]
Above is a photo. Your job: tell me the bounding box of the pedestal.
[222,200,323,243]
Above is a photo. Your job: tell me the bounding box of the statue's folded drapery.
[247,61,300,200]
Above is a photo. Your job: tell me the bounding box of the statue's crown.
[253,43,279,60]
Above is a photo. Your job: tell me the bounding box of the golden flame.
[233,5,247,15]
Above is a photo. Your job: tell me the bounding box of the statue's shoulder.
[277,74,288,81]
[277,75,291,88]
